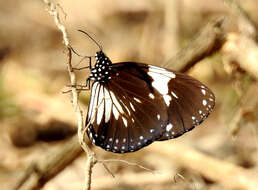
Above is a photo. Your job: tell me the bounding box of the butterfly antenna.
[69,45,82,57]
[78,30,103,51]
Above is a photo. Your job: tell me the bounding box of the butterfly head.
[88,51,112,82]
[95,51,112,64]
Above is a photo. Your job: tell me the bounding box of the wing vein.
[109,81,159,137]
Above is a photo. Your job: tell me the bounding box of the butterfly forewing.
[85,51,215,153]
[86,62,169,153]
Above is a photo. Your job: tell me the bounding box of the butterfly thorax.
[89,51,112,83]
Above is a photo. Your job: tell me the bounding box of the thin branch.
[41,1,97,190]
[151,142,258,190]
[101,163,116,178]
[163,17,226,72]
[12,136,83,190]
[99,159,155,174]
[88,171,176,189]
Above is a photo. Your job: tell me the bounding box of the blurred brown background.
[1,0,258,190]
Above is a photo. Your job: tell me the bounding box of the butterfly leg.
[72,57,92,71]
[85,77,91,90]
[69,45,93,70]
[64,81,90,92]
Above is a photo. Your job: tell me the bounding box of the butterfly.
[81,31,215,154]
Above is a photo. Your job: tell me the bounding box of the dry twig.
[12,136,83,190]
[88,171,175,189]
[163,17,226,72]
[41,1,97,190]
[151,142,258,190]
[99,159,155,174]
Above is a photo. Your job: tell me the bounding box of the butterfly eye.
[86,51,215,153]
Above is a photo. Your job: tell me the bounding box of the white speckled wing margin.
[157,71,215,140]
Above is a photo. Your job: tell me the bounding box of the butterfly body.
[86,51,215,153]
[88,51,112,83]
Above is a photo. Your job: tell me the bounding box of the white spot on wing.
[124,105,131,115]
[148,65,166,71]
[149,66,176,78]
[97,86,104,125]
[171,91,178,99]
[88,83,100,124]
[149,93,155,99]
[104,88,112,123]
[122,117,128,127]
[209,98,214,102]
[201,89,206,95]
[120,100,131,116]
[88,83,97,120]
[157,114,160,120]
[202,99,207,106]
[110,91,124,114]
[148,71,170,94]
[133,97,142,103]
[113,106,119,120]
[148,67,175,95]
[166,123,173,131]
[163,94,172,106]
[129,102,136,111]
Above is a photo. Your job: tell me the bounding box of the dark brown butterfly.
[81,30,215,153]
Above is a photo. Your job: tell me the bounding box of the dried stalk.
[12,136,83,190]
[41,1,97,190]
[163,17,226,72]
[151,142,258,190]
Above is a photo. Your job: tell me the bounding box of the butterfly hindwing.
[157,71,215,140]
